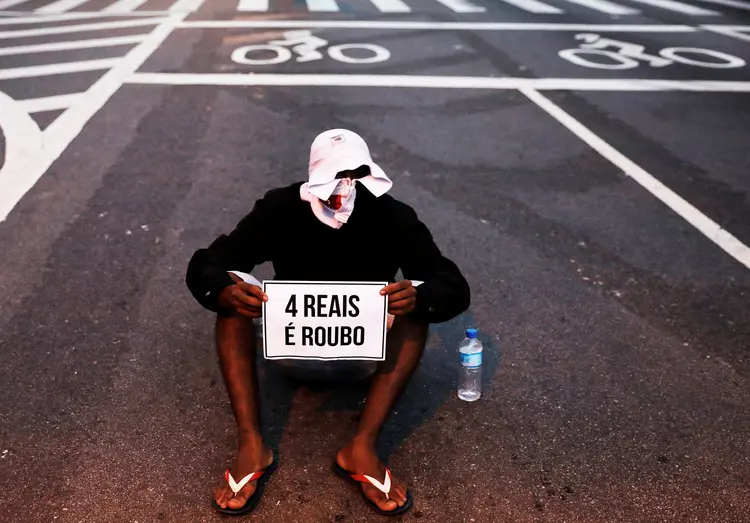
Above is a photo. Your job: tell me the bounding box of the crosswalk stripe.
[102,0,150,12]
[0,57,119,80]
[36,0,93,13]
[691,0,750,10]
[499,0,561,13]
[0,0,32,8]
[306,0,340,11]
[561,0,640,14]
[0,34,144,55]
[237,0,269,10]
[628,0,720,14]
[434,0,486,12]
[369,0,412,12]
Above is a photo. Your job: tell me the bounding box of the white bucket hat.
[307,129,393,201]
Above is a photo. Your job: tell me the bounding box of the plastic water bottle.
[458,328,482,402]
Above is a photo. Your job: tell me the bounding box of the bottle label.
[460,352,482,367]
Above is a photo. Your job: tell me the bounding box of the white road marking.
[0,93,44,217]
[178,20,697,32]
[703,24,750,42]
[36,0,93,14]
[369,0,411,12]
[692,0,750,10]
[17,93,84,113]
[103,0,150,12]
[306,0,340,11]
[629,0,720,15]
[0,0,31,8]
[499,0,561,14]
[519,87,750,270]
[0,58,119,79]
[0,18,164,39]
[0,11,190,223]
[434,0,486,12]
[237,0,269,10]
[561,0,640,15]
[0,34,144,55]
[169,0,206,11]
[127,73,750,92]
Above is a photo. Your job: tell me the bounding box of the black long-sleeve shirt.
[186,182,470,324]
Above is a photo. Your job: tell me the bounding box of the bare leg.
[213,314,274,510]
[337,315,428,512]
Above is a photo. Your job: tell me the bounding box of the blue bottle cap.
[466,328,478,339]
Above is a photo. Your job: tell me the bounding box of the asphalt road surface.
[1,1,749,522]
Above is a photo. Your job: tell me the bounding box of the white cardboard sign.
[262,281,388,361]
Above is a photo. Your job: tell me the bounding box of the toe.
[227,483,256,510]
[392,483,408,506]
[363,484,398,513]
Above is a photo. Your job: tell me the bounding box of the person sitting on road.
[185,128,471,517]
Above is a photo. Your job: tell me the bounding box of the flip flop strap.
[350,468,392,500]
[225,469,264,495]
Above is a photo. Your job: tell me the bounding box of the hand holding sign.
[381,280,417,315]
[219,273,268,318]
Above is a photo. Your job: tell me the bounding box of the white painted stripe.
[0,12,189,223]
[520,87,750,270]
[369,0,411,12]
[17,93,83,113]
[499,0,561,13]
[703,24,750,41]
[0,58,119,79]
[0,18,163,39]
[434,0,486,12]
[306,0,339,11]
[126,73,750,92]
[36,0,92,14]
[237,0,269,10]
[0,34,144,55]
[169,0,205,11]
[0,0,30,8]
[0,92,44,211]
[178,20,697,32]
[693,0,750,10]
[102,0,149,12]
[629,0,719,15]
[561,0,639,15]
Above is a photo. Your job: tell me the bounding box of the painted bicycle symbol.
[231,30,391,66]
[558,33,746,70]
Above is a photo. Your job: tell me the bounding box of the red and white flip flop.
[212,457,278,516]
[333,462,414,516]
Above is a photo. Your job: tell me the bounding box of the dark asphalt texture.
[1,2,750,522]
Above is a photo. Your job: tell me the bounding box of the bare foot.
[337,441,409,513]
[214,439,274,511]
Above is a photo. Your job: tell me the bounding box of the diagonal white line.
[102,0,150,12]
[36,0,93,14]
[562,0,640,15]
[689,0,750,9]
[17,93,83,113]
[498,0,561,14]
[0,34,144,55]
[629,0,719,15]
[434,0,486,12]
[369,0,411,12]
[306,0,340,11]
[0,0,32,9]
[520,87,750,270]
[0,18,164,39]
[0,58,119,80]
